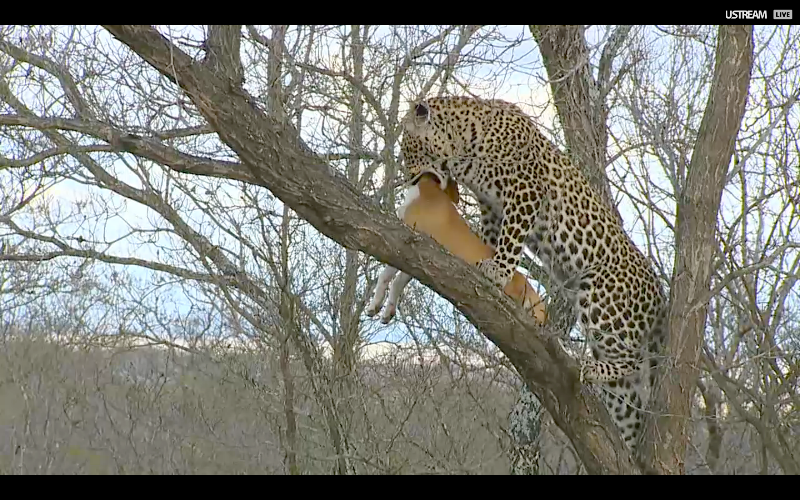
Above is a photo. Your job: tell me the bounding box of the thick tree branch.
[0,144,114,169]
[203,25,244,86]
[101,24,638,474]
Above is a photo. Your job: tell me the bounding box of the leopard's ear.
[443,178,460,205]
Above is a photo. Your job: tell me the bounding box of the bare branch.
[0,38,94,118]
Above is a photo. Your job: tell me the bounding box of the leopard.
[400,95,668,447]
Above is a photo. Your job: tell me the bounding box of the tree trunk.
[638,25,754,475]
[508,384,543,475]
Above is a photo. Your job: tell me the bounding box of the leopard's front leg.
[478,198,532,289]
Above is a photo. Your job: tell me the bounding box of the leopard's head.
[401,97,486,187]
